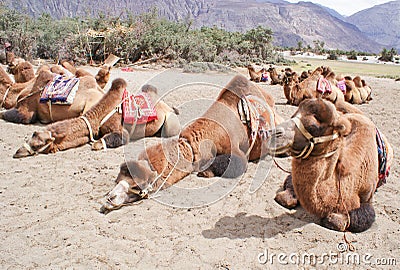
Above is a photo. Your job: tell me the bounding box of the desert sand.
[0,65,399,269]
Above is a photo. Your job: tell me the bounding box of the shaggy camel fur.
[247,65,265,83]
[0,64,36,109]
[0,68,104,124]
[100,75,284,213]
[7,61,35,83]
[268,98,393,232]
[288,67,344,106]
[267,66,283,85]
[13,81,181,158]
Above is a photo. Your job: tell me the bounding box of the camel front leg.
[92,130,130,151]
[0,108,36,124]
[274,174,299,209]
[197,149,248,179]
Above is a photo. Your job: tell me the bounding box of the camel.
[61,60,111,89]
[344,76,372,104]
[100,75,284,213]
[247,65,266,83]
[0,68,104,124]
[267,98,393,232]
[13,80,181,158]
[7,61,35,83]
[0,63,36,109]
[267,66,283,85]
[287,66,345,106]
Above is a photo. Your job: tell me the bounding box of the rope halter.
[22,131,55,155]
[291,115,339,159]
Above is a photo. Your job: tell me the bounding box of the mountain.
[2,0,384,53]
[347,0,400,51]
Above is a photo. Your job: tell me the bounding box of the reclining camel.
[0,68,104,124]
[267,98,393,232]
[0,62,37,109]
[13,80,181,158]
[247,65,265,83]
[100,75,284,213]
[61,60,111,89]
[267,66,283,85]
[286,66,345,106]
[342,76,372,104]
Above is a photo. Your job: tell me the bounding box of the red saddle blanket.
[122,89,158,125]
[40,75,79,104]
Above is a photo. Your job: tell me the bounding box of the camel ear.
[334,116,351,136]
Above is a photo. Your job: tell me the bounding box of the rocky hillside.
[347,0,400,51]
[3,0,385,53]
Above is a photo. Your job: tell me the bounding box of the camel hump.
[219,75,256,98]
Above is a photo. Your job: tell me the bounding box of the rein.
[128,139,195,199]
[291,116,339,159]
[23,131,55,155]
[0,86,11,108]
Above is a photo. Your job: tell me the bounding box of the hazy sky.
[285,0,394,16]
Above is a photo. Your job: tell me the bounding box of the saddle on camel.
[100,75,284,213]
[13,80,181,158]
[0,67,104,124]
[267,98,393,232]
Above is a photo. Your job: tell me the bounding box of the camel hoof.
[91,141,104,151]
[274,190,298,209]
[321,213,348,232]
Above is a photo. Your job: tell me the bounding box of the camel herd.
[0,59,394,233]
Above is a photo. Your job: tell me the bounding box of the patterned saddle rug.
[238,95,273,143]
[122,89,158,125]
[40,75,79,104]
[376,128,390,189]
[336,79,346,94]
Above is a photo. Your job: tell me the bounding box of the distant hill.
[2,0,385,53]
[347,0,400,51]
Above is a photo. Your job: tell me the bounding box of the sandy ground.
[0,65,399,269]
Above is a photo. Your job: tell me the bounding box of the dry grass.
[285,57,400,78]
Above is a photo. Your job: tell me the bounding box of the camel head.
[267,98,350,158]
[13,131,55,158]
[100,160,157,214]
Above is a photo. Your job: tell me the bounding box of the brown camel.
[247,65,266,83]
[7,61,35,83]
[62,60,111,89]
[267,98,393,232]
[0,63,36,109]
[288,67,344,106]
[13,81,181,158]
[100,75,284,213]
[267,66,283,85]
[0,68,104,124]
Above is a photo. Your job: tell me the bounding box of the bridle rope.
[291,115,339,159]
